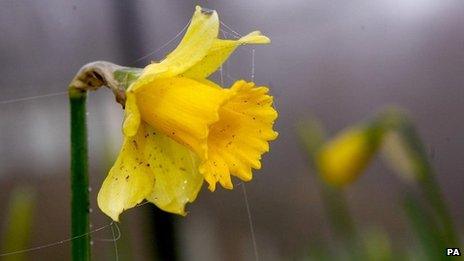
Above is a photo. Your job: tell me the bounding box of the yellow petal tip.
[239,31,271,44]
[208,182,216,192]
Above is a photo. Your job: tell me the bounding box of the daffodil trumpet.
[68,6,278,232]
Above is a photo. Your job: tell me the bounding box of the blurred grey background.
[0,0,463,260]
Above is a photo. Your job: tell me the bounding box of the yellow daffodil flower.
[316,125,381,187]
[98,6,278,221]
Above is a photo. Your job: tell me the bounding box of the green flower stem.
[403,193,444,261]
[381,110,459,246]
[398,116,459,246]
[69,87,90,261]
[67,62,139,261]
[419,161,458,246]
[320,185,365,260]
[67,61,139,261]
[321,187,355,241]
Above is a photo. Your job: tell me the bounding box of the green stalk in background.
[402,121,458,247]
[1,187,36,261]
[420,172,459,247]
[403,193,446,261]
[382,111,459,247]
[69,88,90,261]
[319,184,364,260]
[363,228,394,261]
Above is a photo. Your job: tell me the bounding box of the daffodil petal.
[183,31,271,79]
[161,6,219,72]
[123,91,141,137]
[141,123,204,215]
[97,127,154,222]
[131,6,219,91]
